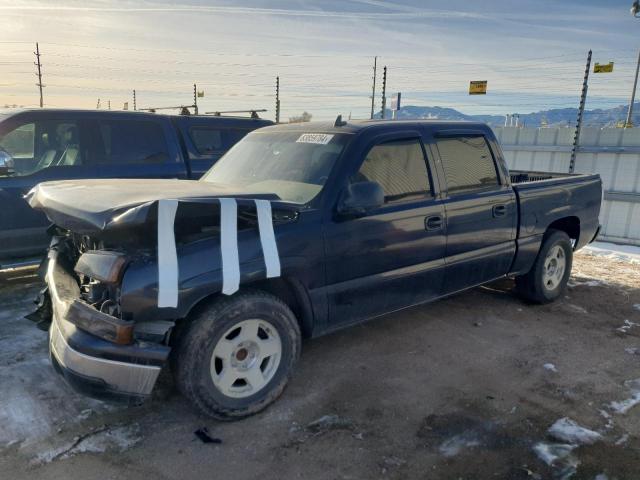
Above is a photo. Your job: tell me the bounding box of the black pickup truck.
[0,109,272,266]
[29,119,602,419]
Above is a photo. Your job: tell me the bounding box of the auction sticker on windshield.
[296,133,334,144]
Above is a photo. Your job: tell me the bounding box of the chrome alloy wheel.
[542,245,566,291]
[210,319,282,398]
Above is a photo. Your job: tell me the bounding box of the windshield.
[201,130,351,204]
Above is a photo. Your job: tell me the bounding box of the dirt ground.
[1,249,640,480]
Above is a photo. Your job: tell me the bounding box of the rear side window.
[353,139,431,203]
[190,128,223,154]
[435,136,499,194]
[96,120,169,164]
[189,127,251,156]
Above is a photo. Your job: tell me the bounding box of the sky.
[1,0,639,121]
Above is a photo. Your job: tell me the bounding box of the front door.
[323,136,446,327]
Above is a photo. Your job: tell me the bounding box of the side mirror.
[337,181,384,217]
[0,150,15,176]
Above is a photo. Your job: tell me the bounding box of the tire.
[515,229,573,304]
[172,289,301,420]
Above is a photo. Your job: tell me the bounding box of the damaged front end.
[26,179,300,403]
[44,233,170,403]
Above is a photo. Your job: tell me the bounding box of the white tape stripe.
[157,199,179,308]
[255,199,281,278]
[219,198,240,295]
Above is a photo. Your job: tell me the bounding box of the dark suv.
[0,109,272,265]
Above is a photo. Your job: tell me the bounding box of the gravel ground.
[1,248,639,480]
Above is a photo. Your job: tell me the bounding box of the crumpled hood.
[27,178,281,234]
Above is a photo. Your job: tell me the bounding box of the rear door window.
[435,135,499,194]
[95,119,169,164]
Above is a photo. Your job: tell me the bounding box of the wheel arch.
[546,216,580,246]
[175,276,315,343]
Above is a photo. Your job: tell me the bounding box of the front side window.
[0,122,34,159]
[0,119,82,176]
[353,138,431,203]
[436,135,499,194]
[96,120,169,164]
[202,131,351,204]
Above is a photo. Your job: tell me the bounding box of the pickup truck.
[29,119,602,419]
[0,108,272,266]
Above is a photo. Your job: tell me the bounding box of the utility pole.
[570,49,592,173]
[193,84,198,115]
[626,48,640,127]
[380,66,387,119]
[34,42,44,108]
[275,76,281,124]
[370,57,377,119]
[108,100,111,111]
[96,98,101,109]
[133,89,137,111]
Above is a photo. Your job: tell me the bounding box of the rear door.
[323,133,446,326]
[430,131,517,293]
[84,116,187,180]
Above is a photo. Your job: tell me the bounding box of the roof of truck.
[259,118,491,135]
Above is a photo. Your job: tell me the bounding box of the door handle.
[492,204,507,217]
[425,215,443,231]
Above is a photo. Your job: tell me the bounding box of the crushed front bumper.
[46,250,170,403]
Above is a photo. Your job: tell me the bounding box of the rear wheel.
[172,290,301,420]
[515,229,573,304]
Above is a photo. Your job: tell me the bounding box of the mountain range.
[377,103,640,128]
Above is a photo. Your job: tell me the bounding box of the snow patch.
[439,430,482,457]
[624,347,640,355]
[633,304,640,312]
[34,424,140,464]
[609,378,640,414]
[548,417,602,445]
[568,279,606,288]
[582,241,640,264]
[616,320,639,334]
[544,363,558,372]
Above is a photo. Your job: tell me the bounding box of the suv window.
[435,135,499,194]
[189,127,251,157]
[1,123,34,159]
[0,119,82,176]
[96,120,169,164]
[190,127,223,155]
[353,138,431,202]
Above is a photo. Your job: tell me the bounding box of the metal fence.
[492,126,640,246]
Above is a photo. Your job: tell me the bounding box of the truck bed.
[509,170,602,251]
[510,170,581,184]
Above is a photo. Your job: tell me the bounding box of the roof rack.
[138,105,194,115]
[204,109,267,119]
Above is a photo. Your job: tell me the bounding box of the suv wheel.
[173,290,301,420]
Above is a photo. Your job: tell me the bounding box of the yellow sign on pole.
[594,62,614,73]
[197,90,205,98]
[469,80,487,95]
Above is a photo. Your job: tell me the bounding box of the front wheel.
[172,290,301,420]
[515,229,573,304]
